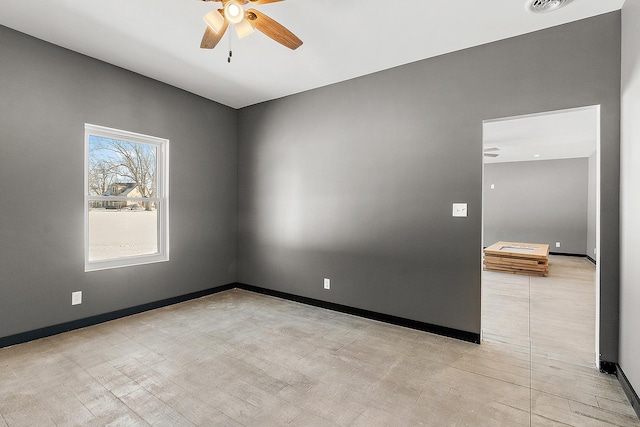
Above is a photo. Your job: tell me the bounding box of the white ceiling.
[0,0,626,109]
[483,106,598,164]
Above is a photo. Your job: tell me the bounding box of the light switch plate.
[72,291,82,305]
[452,203,468,217]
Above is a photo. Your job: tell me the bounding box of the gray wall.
[483,158,588,255]
[237,12,621,361]
[0,13,624,365]
[0,26,238,339]
[620,0,640,400]
[587,152,597,260]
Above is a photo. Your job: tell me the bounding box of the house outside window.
[84,124,169,271]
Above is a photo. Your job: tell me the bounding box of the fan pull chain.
[228,30,233,63]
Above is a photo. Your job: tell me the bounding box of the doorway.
[480,105,601,369]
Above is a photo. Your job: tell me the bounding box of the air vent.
[526,0,573,13]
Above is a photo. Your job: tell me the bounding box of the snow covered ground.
[88,209,157,261]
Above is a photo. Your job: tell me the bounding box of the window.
[84,124,169,271]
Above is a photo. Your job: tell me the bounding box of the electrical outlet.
[71,291,82,305]
[323,278,330,290]
[556,242,561,248]
[490,184,495,190]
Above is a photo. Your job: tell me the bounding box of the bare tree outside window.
[88,136,157,210]
[88,159,116,197]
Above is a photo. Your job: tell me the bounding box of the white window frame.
[84,124,169,272]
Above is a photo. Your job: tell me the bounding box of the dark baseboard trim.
[483,248,591,260]
[1,281,481,349]
[600,360,617,375]
[0,283,236,349]
[549,252,588,258]
[484,248,594,263]
[236,283,480,344]
[617,364,640,420]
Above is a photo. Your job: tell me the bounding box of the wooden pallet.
[483,241,550,277]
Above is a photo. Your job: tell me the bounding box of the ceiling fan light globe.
[203,10,225,33]
[235,18,255,39]
[224,1,245,24]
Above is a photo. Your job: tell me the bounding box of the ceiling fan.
[199,0,303,51]
[484,147,500,158]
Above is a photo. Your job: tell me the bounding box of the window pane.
[88,135,157,198]
[88,202,159,261]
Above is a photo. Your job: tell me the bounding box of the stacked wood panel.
[483,241,550,277]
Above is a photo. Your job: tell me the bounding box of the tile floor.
[0,256,638,426]
[483,255,638,426]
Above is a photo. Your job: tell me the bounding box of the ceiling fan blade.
[246,9,302,50]
[200,21,229,49]
[248,0,285,4]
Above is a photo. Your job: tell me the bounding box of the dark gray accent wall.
[620,0,640,400]
[483,158,588,255]
[237,13,621,360]
[0,26,238,339]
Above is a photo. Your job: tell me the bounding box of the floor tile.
[0,256,637,426]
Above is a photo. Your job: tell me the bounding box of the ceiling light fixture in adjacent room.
[526,0,573,13]
[484,147,500,158]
